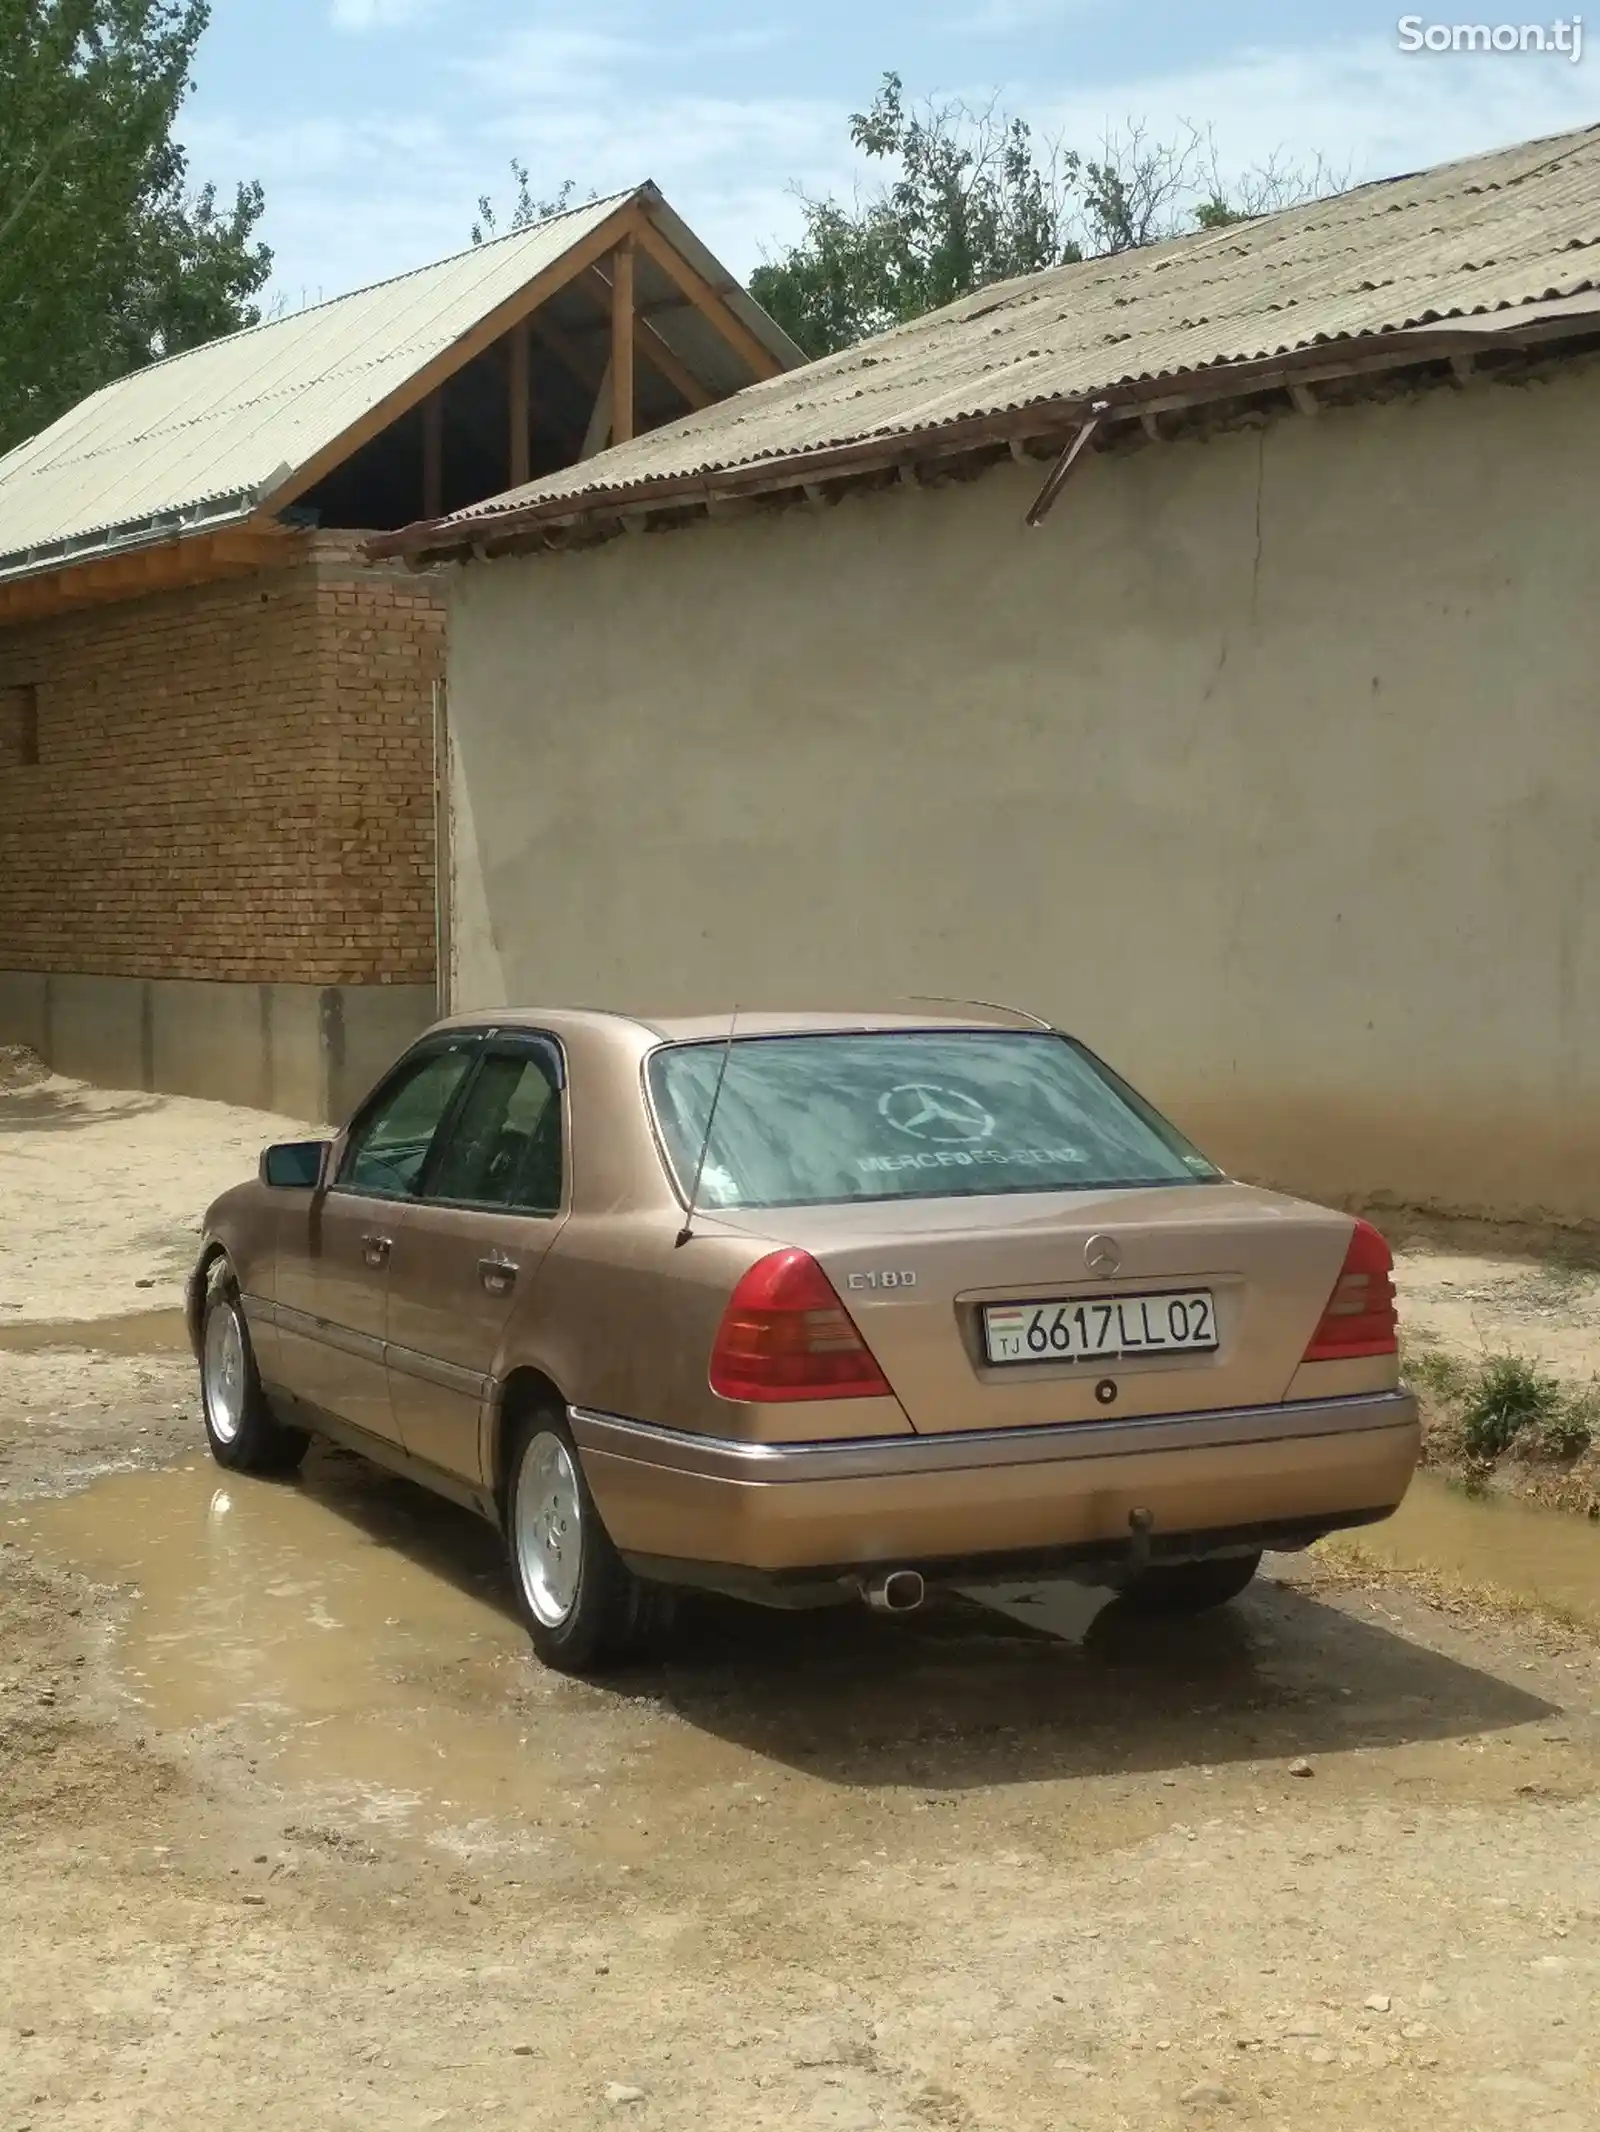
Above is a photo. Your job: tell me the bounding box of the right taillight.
[709,1248,893,1403]
[1302,1218,1398,1360]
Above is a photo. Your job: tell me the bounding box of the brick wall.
[0,681,38,767]
[0,533,445,985]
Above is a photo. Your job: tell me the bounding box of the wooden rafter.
[582,266,711,410]
[611,237,635,446]
[0,525,307,627]
[268,195,647,515]
[628,211,782,381]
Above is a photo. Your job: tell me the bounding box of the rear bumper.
[573,1388,1420,1580]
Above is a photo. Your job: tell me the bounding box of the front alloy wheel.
[198,1268,308,1475]
[203,1293,248,1447]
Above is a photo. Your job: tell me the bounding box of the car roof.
[430,1004,1048,1044]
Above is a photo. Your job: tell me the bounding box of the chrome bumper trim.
[569,1389,1418,1485]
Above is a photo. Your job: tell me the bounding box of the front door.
[273,1034,481,1446]
[385,1036,568,1484]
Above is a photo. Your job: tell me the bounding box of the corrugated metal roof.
[424,123,1600,539]
[0,185,801,579]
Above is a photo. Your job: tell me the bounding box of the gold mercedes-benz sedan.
[187,1007,1418,1673]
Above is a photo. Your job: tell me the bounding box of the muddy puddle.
[3,1446,1587,1850]
[0,1449,1113,1852]
[1350,1471,1600,1630]
[0,1447,746,1854]
[0,1306,189,1355]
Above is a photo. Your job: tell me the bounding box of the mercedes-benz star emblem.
[878,1084,996,1145]
[1084,1234,1121,1277]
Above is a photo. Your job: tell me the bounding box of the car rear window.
[647,1032,1222,1210]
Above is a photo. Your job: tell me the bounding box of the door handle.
[362,1233,392,1269]
[478,1253,519,1296]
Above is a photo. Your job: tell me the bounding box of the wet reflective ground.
[0,1306,190,1355]
[1354,1478,1600,1632]
[5,1443,1589,1853]
[4,1424,1598,2132]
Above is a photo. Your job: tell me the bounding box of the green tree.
[471,164,587,246]
[750,74,1081,357]
[0,0,270,457]
[752,75,1339,357]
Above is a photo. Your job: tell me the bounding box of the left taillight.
[1302,1218,1398,1361]
[709,1248,893,1403]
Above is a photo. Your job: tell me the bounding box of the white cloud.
[1027,33,1598,195]
[948,0,1107,31]
[330,0,436,31]
[222,17,1600,314]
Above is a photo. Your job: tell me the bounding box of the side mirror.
[260,1140,333,1191]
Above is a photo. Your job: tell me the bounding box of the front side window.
[424,1049,563,1213]
[648,1032,1221,1211]
[339,1044,476,1198]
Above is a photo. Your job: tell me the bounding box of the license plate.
[982,1291,1217,1366]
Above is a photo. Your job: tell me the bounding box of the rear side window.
[424,1049,563,1213]
[648,1032,1221,1210]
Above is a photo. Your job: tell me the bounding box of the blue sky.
[187,1,1597,308]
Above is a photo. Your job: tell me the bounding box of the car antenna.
[675,1006,739,1249]
[906,993,1054,1031]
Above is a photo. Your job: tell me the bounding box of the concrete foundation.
[0,971,436,1123]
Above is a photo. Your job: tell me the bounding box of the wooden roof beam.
[627,210,783,383]
[582,266,712,411]
[611,236,635,447]
[0,524,304,626]
[269,194,651,515]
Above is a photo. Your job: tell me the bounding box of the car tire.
[1119,1550,1262,1616]
[504,1408,674,1675]
[199,1266,309,1476]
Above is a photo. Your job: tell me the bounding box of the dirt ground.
[2,1068,1598,2132]
[0,1046,316,1325]
[1393,1238,1600,1393]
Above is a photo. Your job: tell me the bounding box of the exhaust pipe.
[861,1568,927,1614]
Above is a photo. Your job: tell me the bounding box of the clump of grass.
[1406,1344,1471,1403]
[1538,1390,1596,1462]
[1406,1344,1597,1470]
[1457,1354,1564,1461]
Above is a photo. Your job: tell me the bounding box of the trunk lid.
[705,1183,1353,1432]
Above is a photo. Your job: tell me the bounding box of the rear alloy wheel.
[1119,1550,1262,1616]
[506,1410,673,1675]
[199,1269,308,1475]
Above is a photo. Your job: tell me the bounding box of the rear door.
[273,1033,481,1445]
[385,1034,568,1484]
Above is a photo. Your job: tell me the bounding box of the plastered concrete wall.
[0,972,435,1122]
[445,362,1600,1224]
